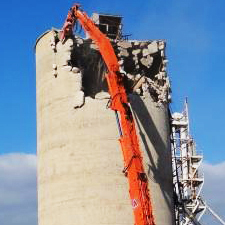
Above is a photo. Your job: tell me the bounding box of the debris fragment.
[117,41,132,49]
[72,67,80,73]
[119,49,129,57]
[62,65,72,71]
[95,92,110,99]
[132,49,141,55]
[147,41,158,54]
[73,90,85,108]
[142,48,150,57]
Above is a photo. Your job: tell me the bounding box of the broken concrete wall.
[115,39,170,103]
[48,30,171,105]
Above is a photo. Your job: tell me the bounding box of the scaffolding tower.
[171,99,206,225]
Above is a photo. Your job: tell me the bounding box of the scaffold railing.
[171,98,206,225]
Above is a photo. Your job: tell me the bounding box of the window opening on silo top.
[93,13,122,40]
[99,24,107,34]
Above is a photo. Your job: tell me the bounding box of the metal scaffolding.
[171,99,206,225]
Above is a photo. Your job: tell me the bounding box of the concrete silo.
[35,13,175,225]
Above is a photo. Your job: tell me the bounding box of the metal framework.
[171,99,206,225]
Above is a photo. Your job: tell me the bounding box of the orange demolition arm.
[61,4,156,225]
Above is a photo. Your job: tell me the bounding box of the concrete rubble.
[115,39,171,104]
[117,41,132,49]
[148,41,158,54]
[49,30,171,107]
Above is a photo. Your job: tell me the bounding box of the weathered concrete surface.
[36,31,133,225]
[130,93,174,225]
[36,30,175,225]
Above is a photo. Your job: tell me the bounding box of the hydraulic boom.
[61,4,156,225]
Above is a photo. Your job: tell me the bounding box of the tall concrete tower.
[35,16,174,224]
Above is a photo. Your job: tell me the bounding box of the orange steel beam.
[61,4,156,225]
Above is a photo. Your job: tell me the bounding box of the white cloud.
[0,153,224,225]
[0,153,37,225]
[201,161,225,224]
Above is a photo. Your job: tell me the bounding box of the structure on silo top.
[35,12,175,225]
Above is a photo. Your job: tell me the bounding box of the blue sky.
[0,0,225,224]
[0,0,225,163]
